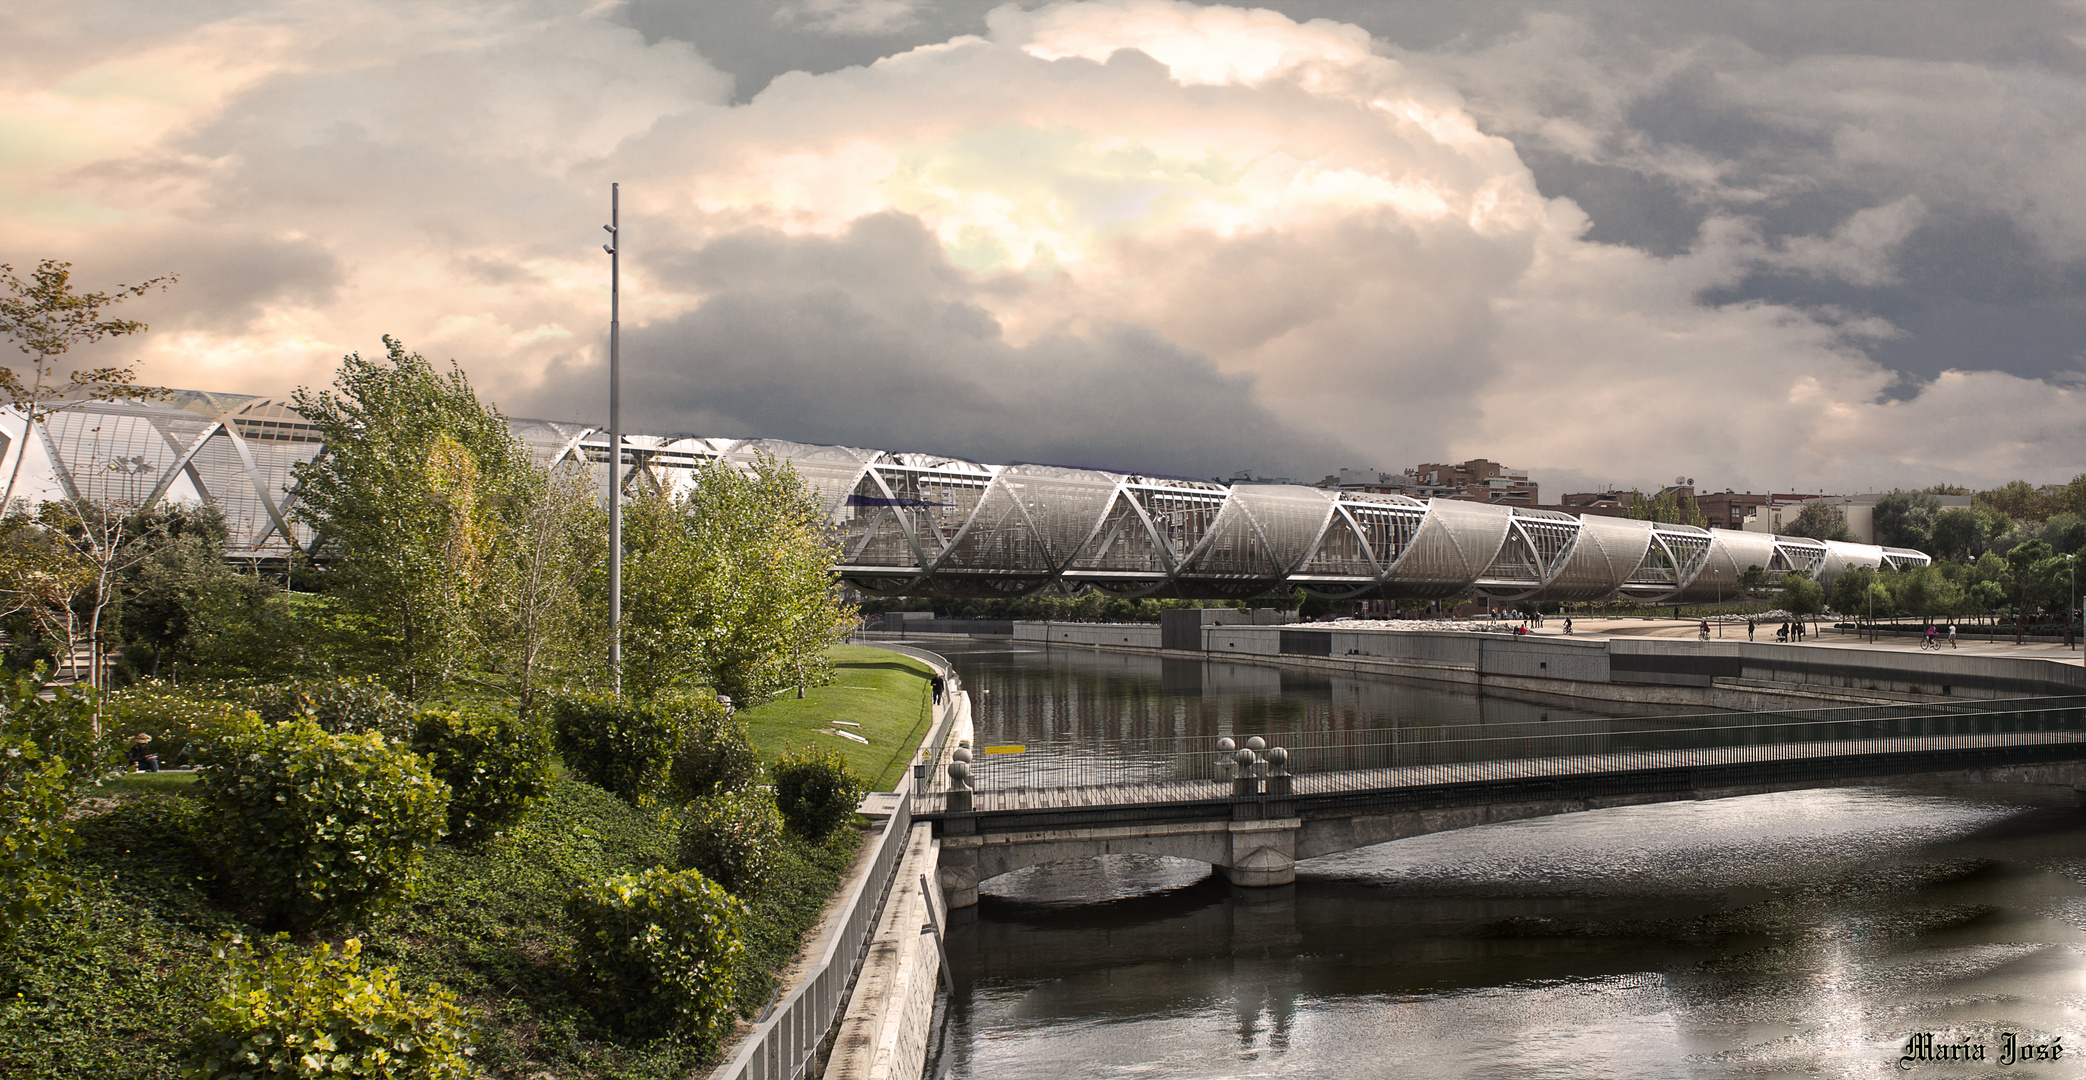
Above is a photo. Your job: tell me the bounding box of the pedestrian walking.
[1747,618,1755,641]
[1947,622,1958,648]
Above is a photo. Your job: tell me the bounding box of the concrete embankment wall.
[826,824,942,1080]
[867,621,2086,709]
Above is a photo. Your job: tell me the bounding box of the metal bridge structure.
[2,393,1930,600]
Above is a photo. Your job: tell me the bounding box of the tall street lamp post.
[603,184,622,691]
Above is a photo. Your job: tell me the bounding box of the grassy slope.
[739,645,935,791]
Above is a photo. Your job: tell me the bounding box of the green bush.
[676,791,784,896]
[185,934,476,1080]
[568,866,746,1044]
[769,747,864,841]
[410,705,552,847]
[666,697,760,801]
[550,694,683,806]
[197,717,450,931]
[242,676,412,742]
[104,685,255,768]
[0,676,110,943]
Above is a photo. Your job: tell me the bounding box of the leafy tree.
[1920,484,1970,496]
[1829,564,1874,619]
[621,456,853,704]
[1778,503,1855,543]
[0,513,90,672]
[31,498,182,691]
[1931,506,2004,562]
[1778,570,1825,626]
[2004,539,2058,643]
[1737,563,1773,601]
[1897,565,1962,622]
[2037,512,2086,557]
[112,503,242,682]
[0,260,176,511]
[290,338,538,698]
[1871,490,1941,552]
[480,459,604,720]
[1622,488,1707,527]
[2050,475,2086,517]
[1979,479,2053,522]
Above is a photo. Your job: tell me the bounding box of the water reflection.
[916,641,2086,1080]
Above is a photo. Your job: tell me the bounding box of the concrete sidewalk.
[1528,616,2085,663]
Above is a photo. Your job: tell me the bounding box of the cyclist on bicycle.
[1923,624,1939,650]
[1698,619,1711,641]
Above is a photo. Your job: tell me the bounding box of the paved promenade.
[1516,616,2084,664]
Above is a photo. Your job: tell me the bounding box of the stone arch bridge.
[919,698,2086,908]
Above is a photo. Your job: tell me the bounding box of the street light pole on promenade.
[604,184,622,691]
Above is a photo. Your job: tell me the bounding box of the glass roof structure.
[5,394,1931,599]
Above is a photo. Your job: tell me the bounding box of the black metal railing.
[920,696,2086,815]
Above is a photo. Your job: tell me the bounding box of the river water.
[914,640,2086,1080]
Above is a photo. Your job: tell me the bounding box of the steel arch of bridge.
[3,395,1931,601]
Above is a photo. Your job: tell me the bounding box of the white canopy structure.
[2,393,1931,600]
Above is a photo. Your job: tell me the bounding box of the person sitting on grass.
[128,733,159,772]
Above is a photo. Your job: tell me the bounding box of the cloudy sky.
[6,1,2084,493]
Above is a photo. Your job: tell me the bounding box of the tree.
[1737,563,1773,601]
[1778,570,1825,628]
[621,455,854,704]
[0,260,176,512]
[32,497,179,690]
[1871,490,1942,552]
[1779,503,1856,542]
[1622,488,1707,527]
[480,459,605,720]
[114,503,249,681]
[1979,480,2053,522]
[290,338,538,697]
[0,513,91,673]
[1931,506,2004,562]
[2004,540,2057,643]
[1829,564,1874,620]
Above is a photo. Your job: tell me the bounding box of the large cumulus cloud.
[3,0,2081,491]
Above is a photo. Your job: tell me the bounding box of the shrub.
[550,694,683,806]
[769,747,864,841]
[0,676,110,943]
[410,705,553,847]
[104,685,255,768]
[196,717,450,930]
[665,696,760,801]
[568,866,746,1044]
[186,934,476,1080]
[242,676,412,742]
[675,791,784,896]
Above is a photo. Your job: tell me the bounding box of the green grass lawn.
[738,645,935,792]
[102,771,199,795]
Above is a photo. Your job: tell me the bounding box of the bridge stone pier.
[937,816,1302,908]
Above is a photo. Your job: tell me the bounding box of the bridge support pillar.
[938,835,981,909]
[1219,818,1299,889]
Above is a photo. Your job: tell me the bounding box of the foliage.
[620,455,853,704]
[567,866,746,1045]
[104,685,255,768]
[0,514,91,672]
[0,675,110,943]
[185,935,476,1080]
[550,693,684,806]
[676,791,783,896]
[479,460,604,721]
[0,259,175,511]
[1621,488,1707,528]
[410,705,552,847]
[30,497,190,690]
[290,338,540,699]
[1736,564,1773,600]
[1777,570,1825,618]
[240,676,413,742]
[114,504,249,683]
[666,696,760,801]
[196,717,450,931]
[769,746,863,840]
[1978,479,2057,522]
[1930,506,2006,562]
[1871,490,1942,552]
[1829,564,1876,618]
[1778,503,1855,543]
[856,593,1263,622]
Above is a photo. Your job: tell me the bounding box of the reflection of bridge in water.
[11,395,1929,600]
[922,697,2086,907]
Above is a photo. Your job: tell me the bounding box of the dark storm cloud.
[510,212,1354,478]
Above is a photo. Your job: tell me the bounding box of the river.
[914,639,2086,1079]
